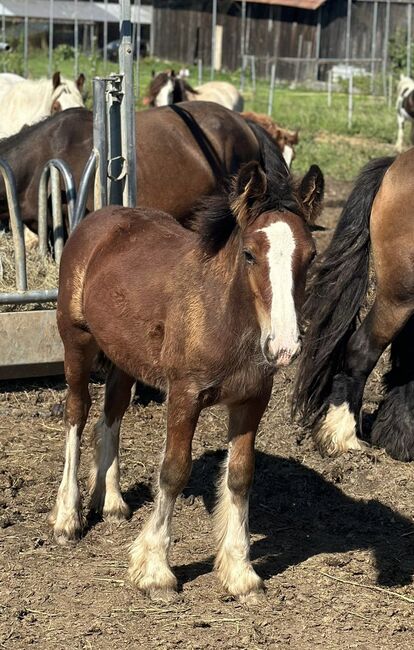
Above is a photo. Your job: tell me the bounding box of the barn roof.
[0,0,153,24]
[244,0,326,9]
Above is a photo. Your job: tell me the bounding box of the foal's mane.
[192,123,301,257]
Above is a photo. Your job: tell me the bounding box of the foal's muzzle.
[263,335,302,367]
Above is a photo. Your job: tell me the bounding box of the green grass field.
[1,48,401,180]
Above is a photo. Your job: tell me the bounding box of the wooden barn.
[151,1,414,81]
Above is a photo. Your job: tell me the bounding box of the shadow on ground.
[168,450,414,589]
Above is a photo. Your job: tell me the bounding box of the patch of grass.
[1,48,401,179]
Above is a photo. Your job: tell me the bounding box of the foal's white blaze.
[155,79,174,106]
[282,144,294,168]
[260,221,299,364]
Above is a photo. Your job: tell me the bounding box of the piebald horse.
[395,75,414,152]
[293,151,414,462]
[0,71,85,139]
[49,158,323,602]
[144,70,244,112]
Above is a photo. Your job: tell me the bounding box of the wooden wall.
[152,1,414,81]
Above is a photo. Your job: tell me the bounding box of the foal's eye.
[243,249,256,265]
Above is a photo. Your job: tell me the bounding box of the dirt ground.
[1,179,414,650]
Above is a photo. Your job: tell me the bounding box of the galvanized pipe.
[48,0,53,77]
[0,289,58,306]
[73,150,97,228]
[211,0,217,80]
[0,160,27,291]
[74,0,79,78]
[135,0,141,96]
[408,3,412,78]
[370,2,378,94]
[23,0,28,78]
[37,159,77,255]
[50,166,64,264]
[267,62,276,116]
[119,0,137,207]
[104,0,108,72]
[93,78,108,209]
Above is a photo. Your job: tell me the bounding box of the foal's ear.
[52,71,61,89]
[76,73,86,91]
[299,164,324,224]
[231,161,267,229]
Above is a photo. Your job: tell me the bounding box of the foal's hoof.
[239,588,266,607]
[52,517,83,545]
[103,499,131,523]
[49,506,83,544]
[148,587,182,604]
[89,486,131,522]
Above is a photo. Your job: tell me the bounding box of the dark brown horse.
[293,151,414,462]
[0,101,264,232]
[49,158,323,602]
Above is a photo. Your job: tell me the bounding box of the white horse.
[144,70,244,112]
[395,74,414,152]
[0,71,85,139]
[0,73,25,103]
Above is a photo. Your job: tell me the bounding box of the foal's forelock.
[257,220,300,366]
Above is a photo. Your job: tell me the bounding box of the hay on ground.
[0,231,59,312]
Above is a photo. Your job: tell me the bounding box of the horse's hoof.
[50,509,83,544]
[239,589,266,606]
[148,587,182,604]
[103,499,131,523]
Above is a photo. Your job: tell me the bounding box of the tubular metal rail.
[0,0,137,379]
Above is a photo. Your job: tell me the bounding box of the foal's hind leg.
[89,366,134,521]
[315,297,414,456]
[129,381,201,601]
[214,386,271,603]
[49,329,97,543]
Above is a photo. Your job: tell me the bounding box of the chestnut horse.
[0,102,268,233]
[50,158,323,602]
[293,151,414,462]
[241,111,299,167]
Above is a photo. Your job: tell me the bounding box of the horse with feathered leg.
[293,150,414,461]
[49,154,323,602]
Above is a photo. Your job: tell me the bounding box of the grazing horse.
[0,102,279,233]
[144,70,244,112]
[0,71,85,139]
[49,158,323,602]
[395,75,414,152]
[241,111,299,167]
[293,151,414,462]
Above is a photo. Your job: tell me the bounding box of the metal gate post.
[119,0,137,207]
[92,78,108,210]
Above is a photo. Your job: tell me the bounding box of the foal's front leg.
[214,386,271,602]
[129,382,201,601]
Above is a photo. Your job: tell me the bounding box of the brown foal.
[50,160,323,601]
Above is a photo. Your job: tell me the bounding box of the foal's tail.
[292,156,395,425]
